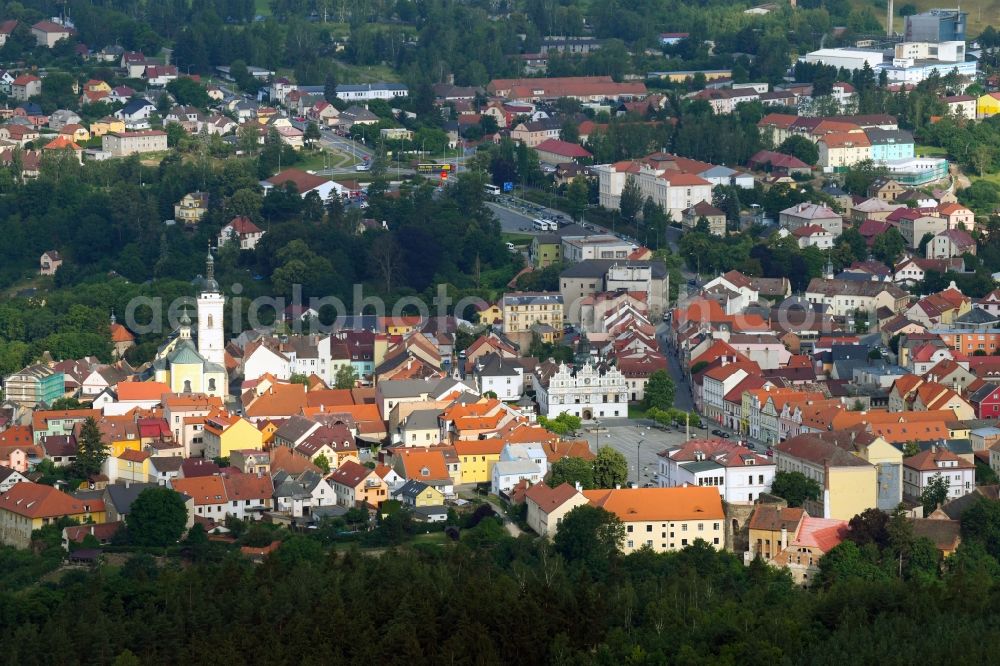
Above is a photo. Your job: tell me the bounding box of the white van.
[355,162,371,172]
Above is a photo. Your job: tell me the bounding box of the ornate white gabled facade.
[533,361,628,419]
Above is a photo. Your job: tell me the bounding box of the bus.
[483,184,501,198]
[532,218,549,231]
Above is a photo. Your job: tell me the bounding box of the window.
[681,524,687,531]
[646,525,653,532]
[627,525,633,533]
[681,539,688,546]
[627,540,634,548]
[713,537,720,545]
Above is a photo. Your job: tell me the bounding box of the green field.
[916,144,949,158]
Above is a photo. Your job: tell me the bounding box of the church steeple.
[178,308,192,340]
[202,243,219,294]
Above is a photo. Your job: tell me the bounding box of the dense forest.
[5,498,1000,664]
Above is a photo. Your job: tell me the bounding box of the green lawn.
[294,149,358,172]
[916,144,949,158]
[628,404,649,419]
[502,233,533,246]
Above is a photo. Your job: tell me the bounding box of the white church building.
[152,249,228,398]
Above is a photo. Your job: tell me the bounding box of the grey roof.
[680,459,724,473]
[378,379,438,399]
[311,505,349,519]
[493,460,542,475]
[394,479,429,499]
[866,128,914,146]
[560,259,667,279]
[274,415,319,444]
[105,482,158,514]
[413,505,448,518]
[955,308,999,325]
[150,456,183,473]
[405,408,442,431]
[477,354,520,378]
[971,427,1000,437]
[503,292,564,307]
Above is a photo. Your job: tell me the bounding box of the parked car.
[746,442,756,450]
[711,429,723,436]
[720,432,730,439]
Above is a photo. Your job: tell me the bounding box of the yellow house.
[476,303,503,326]
[88,416,142,459]
[0,482,105,548]
[397,480,446,507]
[501,292,564,338]
[775,434,878,520]
[89,115,125,137]
[60,124,91,142]
[453,439,505,484]
[115,449,151,483]
[202,413,263,460]
[977,92,1000,119]
[746,505,806,562]
[174,191,210,226]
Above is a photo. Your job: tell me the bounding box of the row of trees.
[9,491,1000,662]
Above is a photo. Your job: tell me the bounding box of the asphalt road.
[581,422,713,487]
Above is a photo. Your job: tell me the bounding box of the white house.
[272,470,336,517]
[656,438,775,503]
[491,460,543,496]
[113,98,156,130]
[903,447,975,503]
[334,83,408,101]
[473,355,524,401]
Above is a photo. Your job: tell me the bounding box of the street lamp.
[635,439,644,488]
[595,418,601,451]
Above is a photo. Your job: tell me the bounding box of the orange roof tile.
[0,482,94,519]
[582,486,724,522]
[115,381,171,402]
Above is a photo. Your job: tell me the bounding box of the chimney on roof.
[780,526,788,550]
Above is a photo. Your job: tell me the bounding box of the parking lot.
[579,421,716,487]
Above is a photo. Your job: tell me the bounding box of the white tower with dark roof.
[197,246,225,366]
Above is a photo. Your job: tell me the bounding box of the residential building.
[595,155,715,220]
[774,434,877,520]
[328,460,388,508]
[334,83,408,101]
[38,250,63,275]
[202,413,264,460]
[174,192,209,226]
[656,438,775,503]
[524,482,589,537]
[219,216,265,250]
[681,201,727,236]
[804,278,908,317]
[31,20,74,47]
[746,505,806,563]
[453,439,505,485]
[102,130,168,157]
[10,74,40,101]
[0,482,104,548]
[770,514,850,585]
[501,292,564,339]
[581,487,725,553]
[393,479,446,508]
[779,203,843,236]
[903,447,975,504]
[3,364,64,407]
